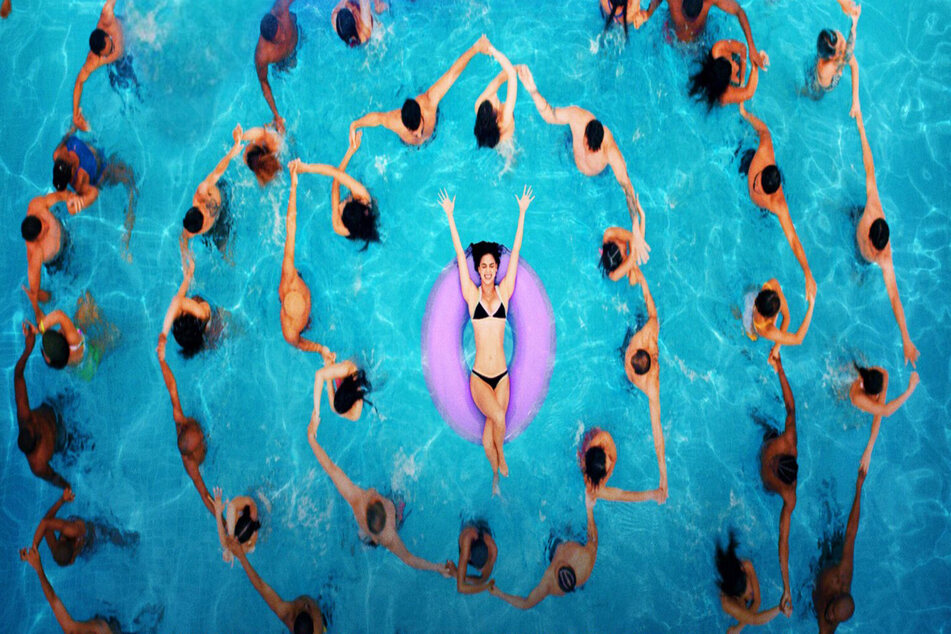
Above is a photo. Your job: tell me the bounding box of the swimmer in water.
[804,0,861,102]
[517,64,649,265]
[315,350,372,421]
[294,132,380,248]
[453,522,498,594]
[349,35,491,147]
[438,186,534,493]
[20,545,120,633]
[157,334,215,516]
[814,466,866,633]
[27,290,116,377]
[489,494,598,608]
[307,371,453,577]
[580,428,665,503]
[715,531,788,632]
[689,41,768,109]
[160,253,216,359]
[851,100,919,366]
[254,0,299,133]
[180,124,246,259]
[746,279,816,364]
[849,363,919,473]
[72,0,124,132]
[738,102,817,298]
[212,487,262,563]
[15,321,70,489]
[600,0,633,37]
[222,535,327,634]
[631,0,766,68]
[241,126,283,186]
[622,265,667,500]
[22,192,71,303]
[759,354,798,615]
[332,0,387,47]
[599,222,643,283]
[473,41,517,151]
[279,160,332,354]
[30,488,89,567]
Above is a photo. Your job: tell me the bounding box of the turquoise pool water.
[1,0,949,631]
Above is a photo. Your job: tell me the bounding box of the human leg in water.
[101,156,138,261]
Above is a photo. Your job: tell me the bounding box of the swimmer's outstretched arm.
[597,485,664,503]
[854,110,878,205]
[737,102,770,140]
[438,190,478,302]
[384,531,452,577]
[602,227,637,282]
[489,577,553,609]
[157,335,187,424]
[423,36,490,108]
[851,372,918,418]
[839,466,867,583]
[307,377,364,506]
[20,547,84,633]
[31,489,76,551]
[500,186,533,300]
[516,65,572,126]
[491,45,518,124]
[202,125,245,189]
[72,60,100,131]
[14,325,35,423]
[225,536,296,624]
[712,0,763,67]
[455,540,491,594]
[39,310,82,347]
[160,254,196,338]
[606,149,650,265]
[631,0,663,29]
[773,204,815,295]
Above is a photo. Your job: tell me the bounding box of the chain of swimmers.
[14,0,922,632]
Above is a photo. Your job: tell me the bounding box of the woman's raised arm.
[438,190,478,301]
[500,186,533,298]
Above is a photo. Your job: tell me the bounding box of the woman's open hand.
[515,185,534,214]
[437,189,455,219]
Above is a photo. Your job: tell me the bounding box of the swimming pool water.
[1,0,950,632]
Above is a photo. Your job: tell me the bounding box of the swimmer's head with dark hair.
[333,370,371,414]
[474,100,501,148]
[868,218,889,251]
[584,119,604,152]
[599,241,623,275]
[183,207,203,234]
[21,216,42,242]
[234,506,262,544]
[172,314,206,359]
[342,199,380,249]
[683,0,704,20]
[854,363,884,396]
[689,50,733,110]
[817,29,839,59]
[632,349,652,375]
[715,531,746,598]
[557,566,577,593]
[401,99,422,131]
[755,289,780,319]
[42,330,70,370]
[335,8,359,46]
[759,165,782,195]
[825,593,855,625]
[468,535,489,570]
[584,445,608,487]
[88,28,110,56]
[470,241,502,269]
[603,0,629,38]
[245,145,281,186]
[293,611,314,634]
[260,13,280,43]
[366,500,386,535]
[53,159,72,192]
[775,454,798,485]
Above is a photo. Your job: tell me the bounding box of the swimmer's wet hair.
[754,289,780,319]
[366,500,386,535]
[826,593,856,624]
[235,505,262,544]
[854,363,884,396]
[89,28,108,56]
[245,145,281,186]
[599,241,623,275]
[633,349,652,375]
[53,159,72,192]
[21,216,42,242]
[293,611,314,634]
[869,218,889,250]
[183,207,203,234]
[470,241,502,269]
[469,535,489,570]
[260,13,279,43]
[557,566,577,593]
[51,541,74,566]
[334,369,371,415]
[584,445,608,487]
[776,454,798,485]
[689,51,733,110]
[342,199,380,249]
[683,0,704,20]
[335,8,359,46]
[715,531,746,598]
[172,314,206,359]
[401,99,422,131]
[18,427,38,454]
[474,100,501,149]
[603,0,629,38]
[585,119,604,152]
[760,165,782,195]
[817,29,838,59]
[42,330,70,370]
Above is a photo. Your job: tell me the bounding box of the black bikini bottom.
[472,369,508,390]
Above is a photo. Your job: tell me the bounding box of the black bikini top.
[472,300,506,321]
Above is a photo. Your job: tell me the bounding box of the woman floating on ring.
[438,185,534,494]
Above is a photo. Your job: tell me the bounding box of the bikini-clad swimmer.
[438,186,534,493]
[517,64,649,265]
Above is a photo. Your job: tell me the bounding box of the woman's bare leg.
[494,377,510,477]
[471,375,504,489]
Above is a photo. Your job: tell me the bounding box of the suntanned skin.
[32,489,86,567]
[814,467,866,634]
[331,0,388,45]
[72,0,124,132]
[517,64,649,265]
[849,366,919,473]
[622,265,668,500]
[52,132,103,215]
[489,495,598,609]
[631,0,765,68]
[738,102,817,299]
[293,134,372,239]
[759,354,797,614]
[212,489,259,562]
[24,192,70,304]
[750,278,816,365]
[160,253,211,344]
[307,372,453,577]
[720,558,783,633]
[15,323,69,488]
[709,40,767,105]
[473,42,517,146]
[317,350,365,421]
[453,525,498,594]
[20,546,113,633]
[279,160,331,354]
[810,1,860,98]
[254,0,299,133]
[26,292,87,367]
[852,101,919,366]
[156,334,214,516]
[224,535,324,633]
[349,36,490,147]
[583,428,664,504]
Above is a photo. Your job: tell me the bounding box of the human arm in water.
[421,35,491,109]
[516,64,577,127]
[225,536,296,623]
[606,148,650,265]
[851,372,919,418]
[499,186,533,302]
[307,372,365,507]
[20,547,89,633]
[31,488,77,551]
[712,0,765,67]
[838,465,867,587]
[437,190,479,304]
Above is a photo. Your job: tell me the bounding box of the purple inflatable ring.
[421,246,556,444]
